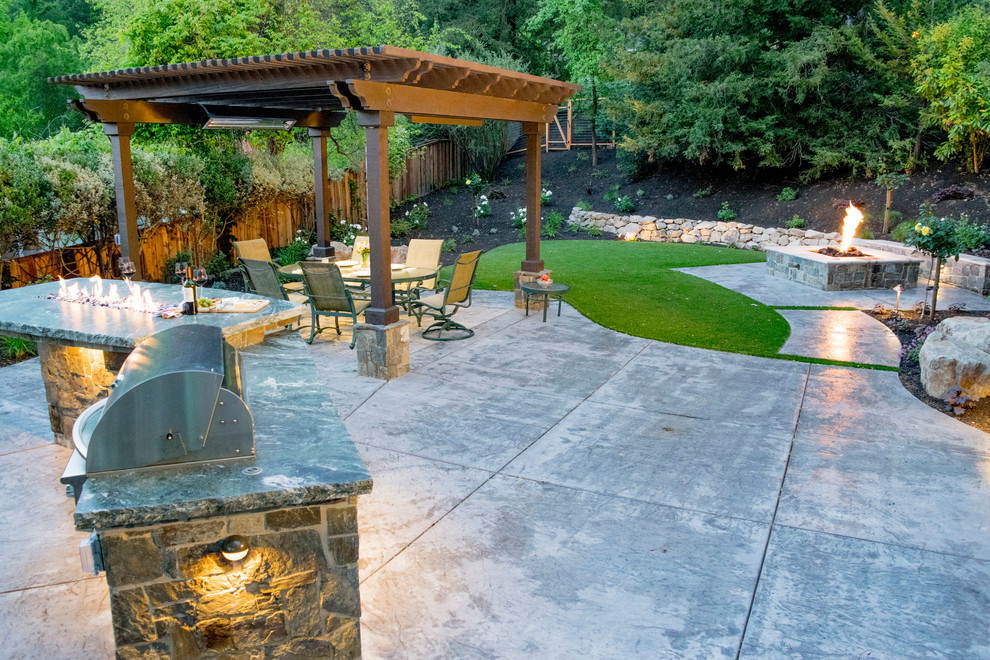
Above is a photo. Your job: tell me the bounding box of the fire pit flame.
[839,202,863,253]
[46,276,173,316]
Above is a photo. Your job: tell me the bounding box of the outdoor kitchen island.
[0,278,304,447]
[73,329,373,658]
[0,280,373,657]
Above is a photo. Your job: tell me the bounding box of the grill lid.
[62,325,255,500]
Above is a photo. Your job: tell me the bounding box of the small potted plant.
[358,246,371,268]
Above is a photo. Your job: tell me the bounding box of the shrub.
[891,221,914,242]
[576,200,592,211]
[541,188,553,205]
[693,185,713,198]
[474,195,490,218]
[955,215,990,251]
[576,151,589,162]
[614,195,636,213]
[204,252,232,278]
[543,211,565,238]
[717,202,737,222]
[777,187,799,202]
[587,225,603,237]
[406,201,429,229]
[461,233,474,244]
[274,230,313,265]
[441,238,456,252]
[603,184,620,201]
[390,218,412,238]
[0,336,37,359]
[786,215,805,229]
[510,207,527,229]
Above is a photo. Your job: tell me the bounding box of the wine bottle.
[181,267,198,315]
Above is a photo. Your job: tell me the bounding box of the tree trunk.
[883,188,893,234]
[929,256,942,320]
[590,78,598,167]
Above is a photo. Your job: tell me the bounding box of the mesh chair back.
[240,258,287,300]
[300,262,352,312]
[445,251,481,305]
[233,239,273,262]
[406,239,443,289]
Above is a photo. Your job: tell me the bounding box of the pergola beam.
[73,99,345,129]
[337,80,558,124]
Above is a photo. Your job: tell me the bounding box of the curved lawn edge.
[465,241,792,357]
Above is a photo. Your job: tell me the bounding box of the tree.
[913,6,990,173]
[0,3,84,139]
[526,0,618,165]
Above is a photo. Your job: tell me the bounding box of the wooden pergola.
[51,46,581,334]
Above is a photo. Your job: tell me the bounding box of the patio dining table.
[278,262,439,312]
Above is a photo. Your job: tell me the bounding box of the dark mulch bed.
[869,306,990,434]
[394,148,990,265]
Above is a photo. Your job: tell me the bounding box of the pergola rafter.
[51,45,580,379]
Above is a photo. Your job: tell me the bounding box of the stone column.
[38,342,128,448]
[101,498,362,658]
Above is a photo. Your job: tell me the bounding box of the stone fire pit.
[766,243,922,291]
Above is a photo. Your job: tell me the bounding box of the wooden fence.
[3,140,468,288]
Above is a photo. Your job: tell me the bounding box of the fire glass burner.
[817,246,867,258]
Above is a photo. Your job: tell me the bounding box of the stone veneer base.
[105,499,362,659]
[765,244,922,291]
[354,320,410,380]
[513,270,551,310]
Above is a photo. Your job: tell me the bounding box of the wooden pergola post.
[104,123,140,279]
[353,111,408,378]
[309,128,335,258]
[522,122,545,273]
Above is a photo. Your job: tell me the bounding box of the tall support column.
[354,111,408,380]
[309,128,335,259]
[513,122,550,310]
[104,123,141,279]
[357,111,399,326]
[522,122,545,273]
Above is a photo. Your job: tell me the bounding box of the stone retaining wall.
[567,208,841,250]
[567,208,990,295]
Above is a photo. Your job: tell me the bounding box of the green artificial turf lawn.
[460,241,792,357]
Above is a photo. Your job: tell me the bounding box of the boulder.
[920,317,990,398]
[619,222,642,235]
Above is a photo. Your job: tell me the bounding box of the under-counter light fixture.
[220,535,250,562]
[203,116,296,130]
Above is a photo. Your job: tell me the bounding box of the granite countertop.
[0,278,303,351]
[72,330,373,529]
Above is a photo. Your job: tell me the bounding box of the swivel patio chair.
[409,250,482,341]
[233,238,304,294]
[238,258,309,304]
[299,262,370,348]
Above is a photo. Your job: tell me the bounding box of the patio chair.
[299,262,370,348]
[238,258,308,304]
[394,238,443,309]
[409,250,482,341]
[233,238,304,294]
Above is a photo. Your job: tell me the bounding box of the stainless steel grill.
[61,324,255,501]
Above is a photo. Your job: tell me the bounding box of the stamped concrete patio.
[1,269,989,658]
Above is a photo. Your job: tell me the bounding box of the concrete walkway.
[1,282,989,657]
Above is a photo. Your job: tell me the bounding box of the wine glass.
[174,261,188,283]
[119,257,136,280]
[192,267,208,288]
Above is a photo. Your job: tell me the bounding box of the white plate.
[336,260,360,268]
[350,269,371,277]
[391,263,405,270]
